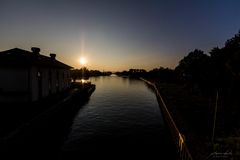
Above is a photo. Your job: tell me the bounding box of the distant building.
[0,47,72,102]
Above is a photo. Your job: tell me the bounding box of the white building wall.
[54,69,59,93]
[0,68,28,91]
[59,69,64,91]
[48,68,53,95]
[41,68,50,97]
[0,67,71,102]
[30,67,38,101]
[49,69,56,94]
[0,68,29,102]
[30,67,53,101]
[64,69,71,88]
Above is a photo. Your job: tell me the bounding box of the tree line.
[175,31,240,96]
[72,31,240,97]
[116,31,240,138]
[117,31,240,97]
[71,67,112,81]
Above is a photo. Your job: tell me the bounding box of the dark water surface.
[61,76,176,159]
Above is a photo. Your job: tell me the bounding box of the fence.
[141,78,193,160]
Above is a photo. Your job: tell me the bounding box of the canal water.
[61,76,176,159]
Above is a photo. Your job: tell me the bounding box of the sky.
[1,0,240,71]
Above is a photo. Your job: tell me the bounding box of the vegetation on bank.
[118,31,240,96]
[172,32,240,159]
[71,67,112,80]
[117,31,240,159]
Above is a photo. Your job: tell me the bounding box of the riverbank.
[158,83,240,159]
[155,83,212,159]
[142,78,239,159]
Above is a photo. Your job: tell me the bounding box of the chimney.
[50,53,56,60]
[31,47,40,55]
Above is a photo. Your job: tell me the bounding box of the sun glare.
[80,57,87,65]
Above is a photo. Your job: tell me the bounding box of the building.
[0,47,72,102]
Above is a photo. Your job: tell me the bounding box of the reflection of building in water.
[0,47,72,102]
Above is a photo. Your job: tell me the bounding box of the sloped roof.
[0,48,72,69]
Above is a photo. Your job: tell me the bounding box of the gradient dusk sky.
[1,0,240,71]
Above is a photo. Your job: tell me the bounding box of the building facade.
[0,47,72,102]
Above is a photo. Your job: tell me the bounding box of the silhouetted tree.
[175,49,210,94]
[71,67,90,80]
[71,68,112,79]
[209,31,240,96]
[116,69,147,77]
[128,69,147,77]
[147,67,175,83]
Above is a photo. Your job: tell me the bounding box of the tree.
[175,49,210,93]
[209,31,240,95]
[147,67,175,83]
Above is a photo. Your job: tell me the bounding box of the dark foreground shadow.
[59,123,178,160]
[0,99,90,160]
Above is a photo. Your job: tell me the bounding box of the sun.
[80,57,87,65]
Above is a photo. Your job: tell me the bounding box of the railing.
[141,78,193,160]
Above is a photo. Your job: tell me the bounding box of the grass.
[155,83,223,159]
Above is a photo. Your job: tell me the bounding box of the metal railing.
[141,78,193,160]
